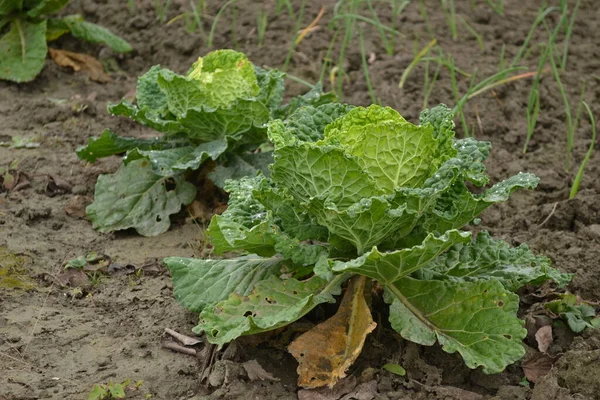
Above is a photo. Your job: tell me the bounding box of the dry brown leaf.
[297,376,357,400]
[289,275,377,388]
[49,48,111,83]
[535,325,553,353]
[65,195,93,219]
[523,352,556,383]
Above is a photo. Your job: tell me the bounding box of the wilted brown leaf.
[297,376,357,400]
[535,325,553,353]
[65,195,92,219]
[523,352,556,383]
[289,275,377,388]
[49,48,111,83]
[55,269,89,287]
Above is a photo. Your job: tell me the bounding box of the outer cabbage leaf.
[108,100,184,134]
[165,255,285,313]
[125,139,228,177]
[208,152,273,188]
[86,159,196,236]
[255,66,285,112]
[274,83,336,119]
[332,230,471,282]
[418,231,572,291]
[0,19,47,83]
[58,14,132,53]
[196,275,343,347]
[136,65,170,112]
[280,103,355,142]
[423,173,539,234]
[0,0,22,15]
[76,129,190,163]
[386,277,526,374]
[26,0,68,17]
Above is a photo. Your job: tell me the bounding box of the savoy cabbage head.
[166,103,571,376]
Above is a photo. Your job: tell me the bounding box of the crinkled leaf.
[419,231,572,291]
[333,230,471,283]
[186,49,259,108]
[271,143,383,208]
[208,152,273,188]
[86,159,196,236]
[45,17,70,41]
[281,103,355,142]
[386,277,526,374]
[76,129,190,163]
[179,99,270,142]
[125,139,228,176]
[424,173,539,234]
[275,83,336,119]
[59,15,132,52]
[137,65,170,112]
[0,19,47,82]
[165,255,285,313]
[254,183,328,241]
[207,215,277,257]
[196,275,342,348]
[255,66,285,112]
[26,0,68,17]
[323,105,454,192]
[313,197,419,255]
[108,100,184,134]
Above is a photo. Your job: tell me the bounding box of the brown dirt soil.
[1,0,600,399]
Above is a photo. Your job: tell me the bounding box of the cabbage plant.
[166,104,571,376]
[77,50,334,236]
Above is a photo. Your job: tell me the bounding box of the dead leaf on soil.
[65,195,92,219]
[242,359,280,382]
[45,174,73,197]
[55,269,89,287]
[298,376,357,400]
[535,325,553,353]
[49,48,111,83]
[523,352,556,383]
[289,275,377,388]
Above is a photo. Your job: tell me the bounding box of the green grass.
[570,102,596,199]
[359,26,378,104]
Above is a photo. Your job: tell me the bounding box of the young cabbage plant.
[77,49,335,236]
[165,104,571,387]
[0,0,131,82]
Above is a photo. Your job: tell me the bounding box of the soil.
[1,0,600,399]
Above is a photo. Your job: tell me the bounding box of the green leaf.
[76,129,190,163]
[323,105,453,191]
[46,17,70,41]
[196,275,343,347]
[424,172,539,234]
[419,231,572,291]
[270,142,384,209]
[333,230,472,282]
[86,159,196,236]
[87,384,108,400]
[177,99,270,142]
[186,49,259,108]
[26,0,68,17]
[207,215,277,257]
[208,152,272,188]
[280,103,355,142]
[0,19,47,82]
[255,66,285,112]
[59,15,132,52]
[108,100,184,134]
[164,255,285,313]
[313,196,423,255]
[136,65,170,112]
[0,0,22,16]
[382,363,406,376]
[386,277,526,374]
[125,139,228,176]
[275,83,336,119]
